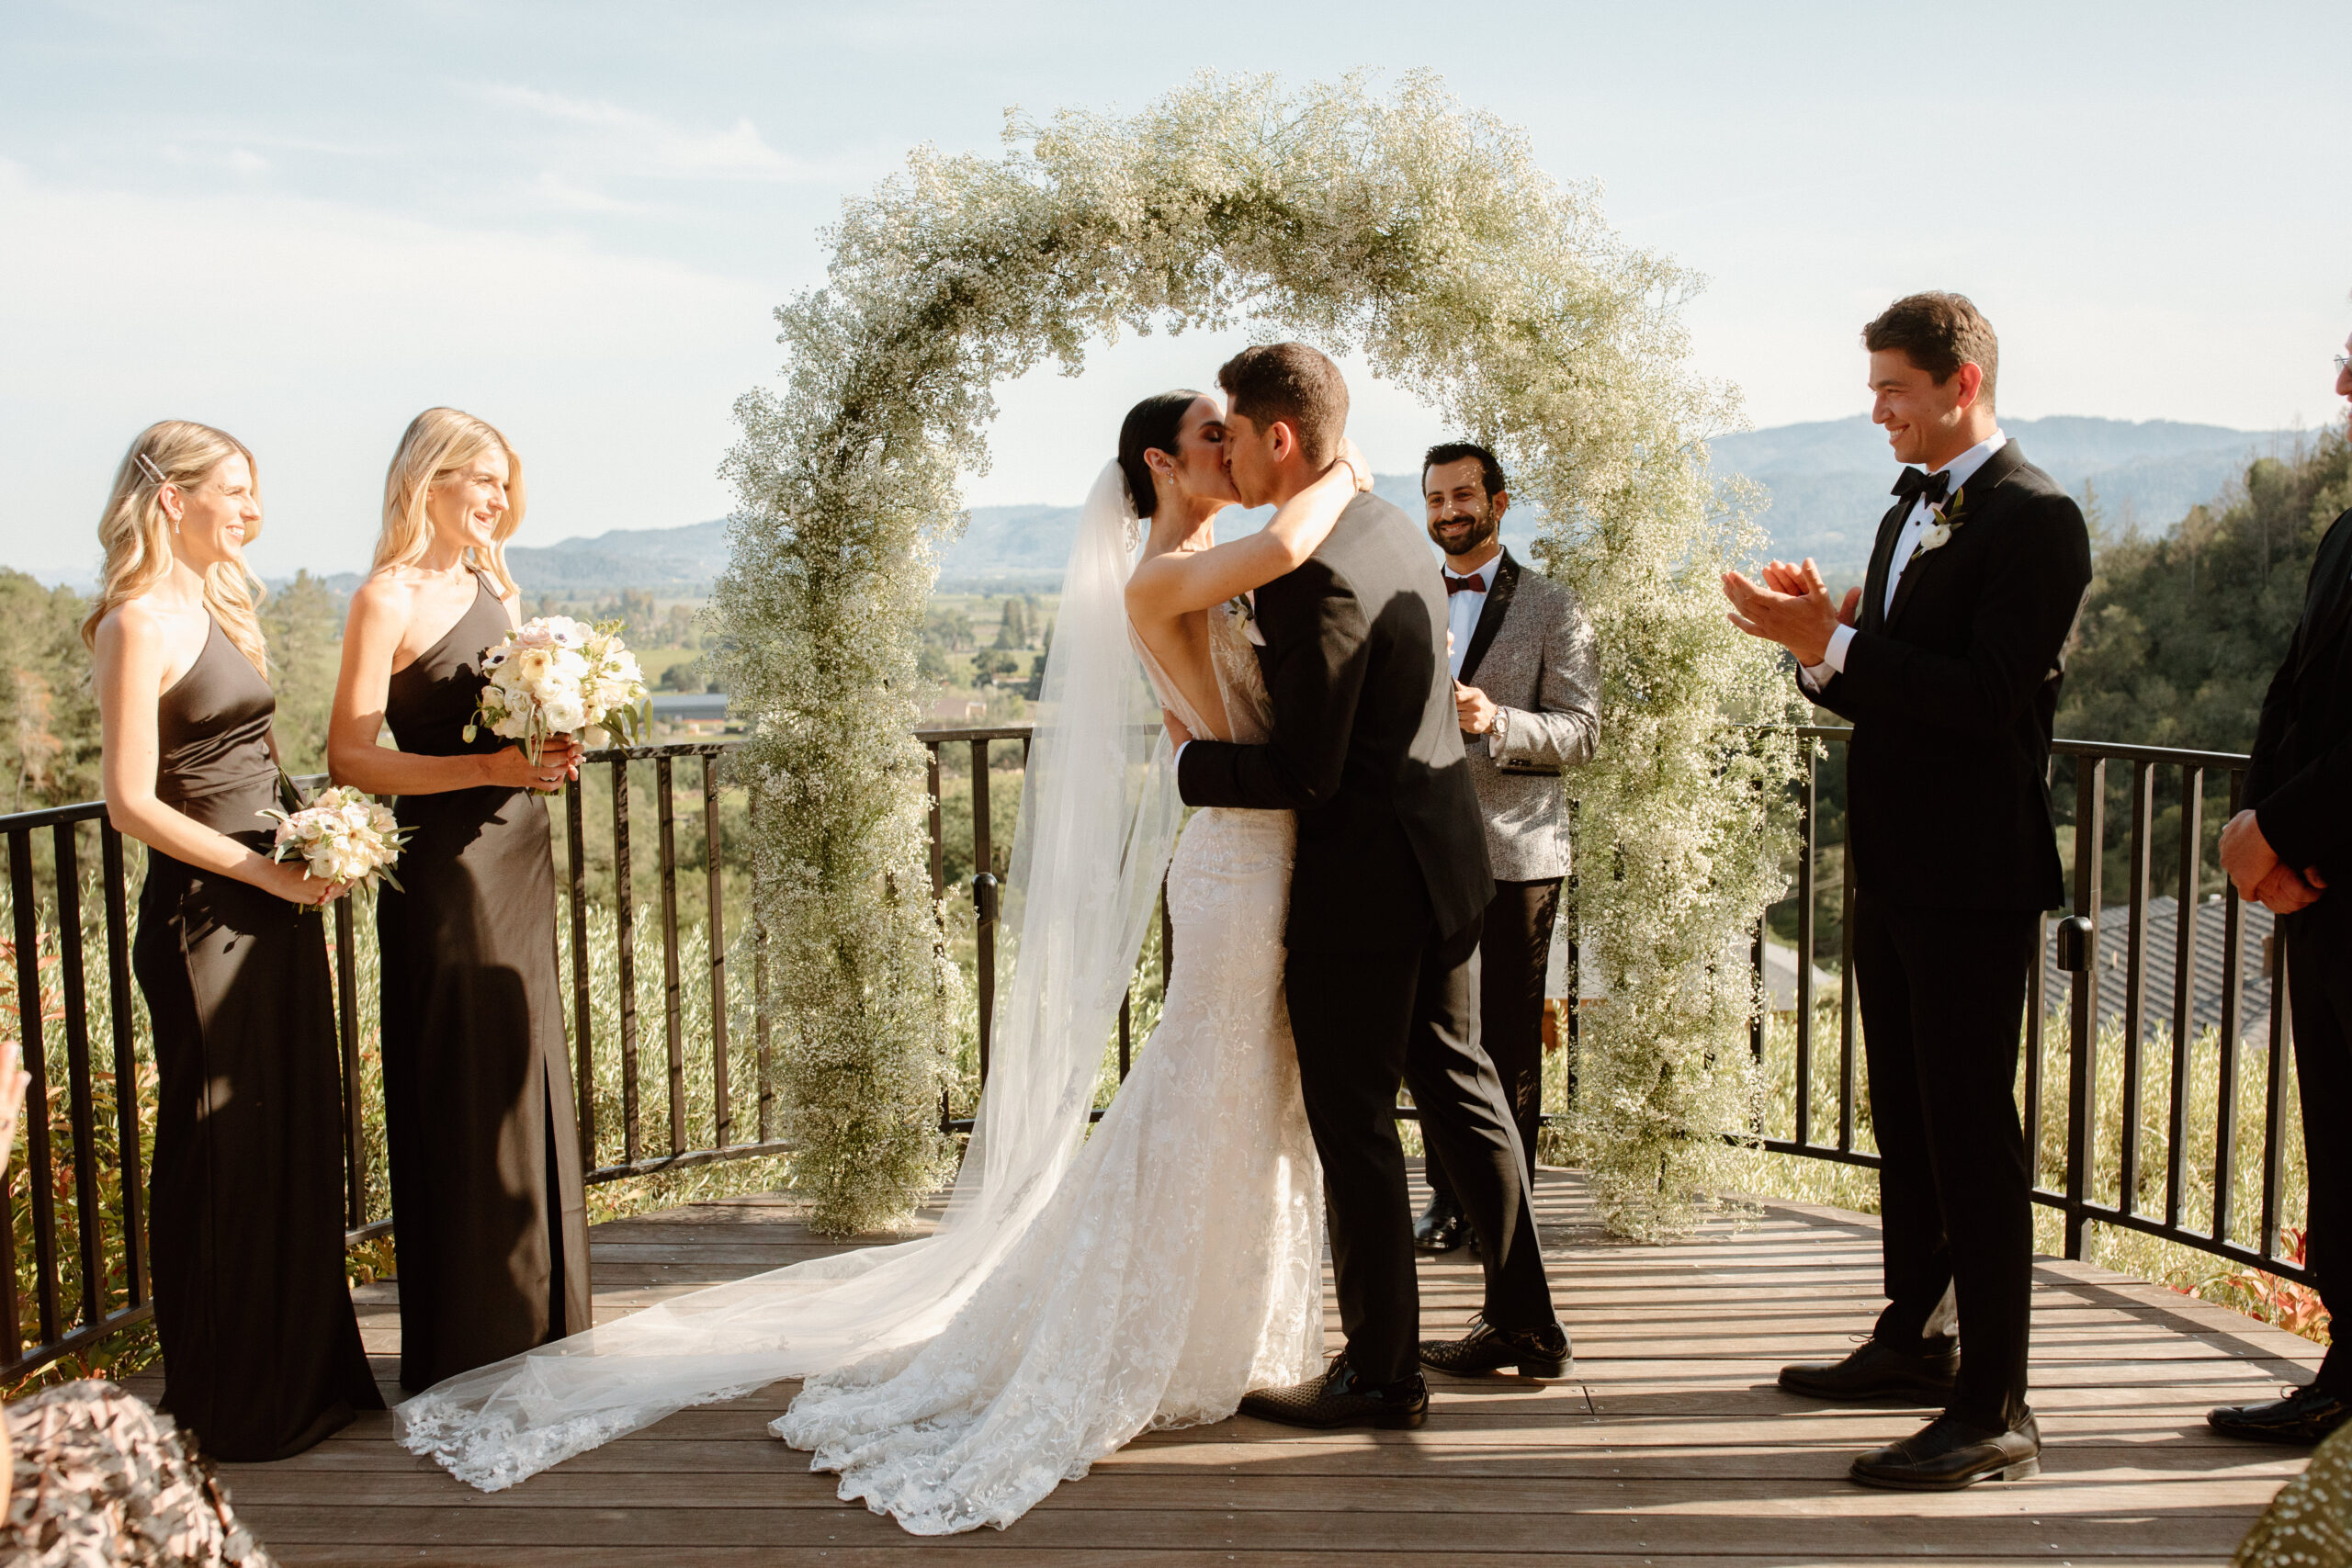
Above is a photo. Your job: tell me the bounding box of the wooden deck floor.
[168,1168,2323,1565]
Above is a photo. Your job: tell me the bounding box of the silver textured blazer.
[1455,547,1600,884]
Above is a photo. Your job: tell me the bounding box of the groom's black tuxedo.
[1180,490,1557,1385]
[1178,491,1494,949]
[1803,440,2091,1432]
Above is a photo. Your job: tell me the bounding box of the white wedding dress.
[774,603,1322,1531]
[395,464,1323,1536]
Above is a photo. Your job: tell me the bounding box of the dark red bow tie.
[1445,572,1487,595]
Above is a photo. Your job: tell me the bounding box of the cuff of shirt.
[1487,708,1510,757]
[1801,624,1856,689]
[1173,740,1188,769]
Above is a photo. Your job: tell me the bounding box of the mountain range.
[492,414,2302,597]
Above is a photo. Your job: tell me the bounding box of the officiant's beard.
[1429,507,1498,560]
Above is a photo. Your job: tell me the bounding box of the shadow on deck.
[164,1168,2318,1565]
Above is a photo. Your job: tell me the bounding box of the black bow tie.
[1445,571,1487,595]
[1893,468,1952,506]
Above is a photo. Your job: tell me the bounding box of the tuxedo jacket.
[2247,506,2352,897]
[1804,443,2093,911]
[1178,491,1495,952]
[1455,547,1600,884]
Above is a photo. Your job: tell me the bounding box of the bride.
[397,389,1371,1534]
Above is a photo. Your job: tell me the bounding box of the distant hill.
[492,415,2298,596]
[1715,414,2298,572]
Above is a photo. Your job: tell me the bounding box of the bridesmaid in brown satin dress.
[329,408,590,1392]
[85,422,380,1461]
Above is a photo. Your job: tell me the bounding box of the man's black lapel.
[1457,549,1521,684]
[1883,443,2030,631]
[1858,500,1908,637]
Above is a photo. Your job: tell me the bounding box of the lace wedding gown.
[773,602,1324,1532]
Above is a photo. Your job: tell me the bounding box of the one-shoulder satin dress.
[376,574,591,1392]
[131,616,381,1461]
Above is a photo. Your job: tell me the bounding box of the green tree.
[0,570,100,812]
[261,571,345,775]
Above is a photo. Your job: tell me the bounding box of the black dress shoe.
[1420,1316,1574,1379]
[1238,1356,1430,1430]
[1849,1410,2041,1491]
[1778,1336,1960,1403]
[1413,1193,1473,1255]
[2209,1384,2352,1445]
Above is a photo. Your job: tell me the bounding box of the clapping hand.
[1723,558,1860,666]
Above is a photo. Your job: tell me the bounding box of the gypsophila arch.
[711,70,1804,1241]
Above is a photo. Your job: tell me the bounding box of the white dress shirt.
[1802,430,2007,689]
[1443,551,1510,755]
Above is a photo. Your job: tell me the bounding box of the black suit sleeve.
[2243,643,2298,811]
[1827,494,2092,736]
[1797,666,1858,721]
[2250,539,2352,868]
[1177,560,1369,810]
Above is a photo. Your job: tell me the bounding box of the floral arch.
[711,72,1800,1239]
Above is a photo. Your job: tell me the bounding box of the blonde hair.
[81,421,270,677]
[374,408,526,598]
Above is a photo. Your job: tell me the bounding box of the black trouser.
[1428,878,1561,1204]
[1851,891,2039,1431]
[1286,915,1557,1385]
[2287,903,2352,1394]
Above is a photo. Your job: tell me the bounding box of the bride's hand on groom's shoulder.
[1340,437,1374,492]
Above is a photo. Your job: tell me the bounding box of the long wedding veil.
[396,459,1183,1490]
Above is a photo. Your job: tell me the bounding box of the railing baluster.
[1836,850,1857,1154]
[971,739,994,1089]
[750,784,774,1145]
[704,752,730,1149]
[51,825,103,1330]
[2166,767,2201,1229]
[2261,940,2291,1265]
[2119,761,2153,1217]
[2214,771,2245,1247]
[2064,757,2105,1261]
[926,744,944,900]
[658,756,686,1156]
[99,824,145,1304]
[614,756,639,1166]
[334,886,365,1232]
[8,829,62,1343]
[2026,907,2048,1193]
[1118,989,1132,1081]
[567,765,594,1168]
[1793,746,1815,1148]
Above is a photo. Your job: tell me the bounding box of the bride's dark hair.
[1116,390,1204,519]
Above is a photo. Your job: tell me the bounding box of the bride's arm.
[1124,442,1373,622]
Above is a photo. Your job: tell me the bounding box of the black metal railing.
[0,721,2308,1381]
[1771,726,2308,1285]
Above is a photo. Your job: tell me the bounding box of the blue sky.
[4,0,2347,580]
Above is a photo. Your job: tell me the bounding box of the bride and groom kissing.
[394,341,1566,1535]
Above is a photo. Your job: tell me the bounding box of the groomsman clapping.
[1723,293,2091,1490]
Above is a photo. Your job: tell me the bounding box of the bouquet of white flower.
[465,616,650,761]
[264,785,411,892]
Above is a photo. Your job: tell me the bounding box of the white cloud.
[474,83,822,181]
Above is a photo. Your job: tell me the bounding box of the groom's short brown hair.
[1863,292,1999,409]
[1217,343,1348,465]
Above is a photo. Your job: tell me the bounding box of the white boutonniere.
[1226,592,1254,626]
[1909,485,1970,561]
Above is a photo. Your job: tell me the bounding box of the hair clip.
[133,451,168,486]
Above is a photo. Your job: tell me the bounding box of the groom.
[1170,343,1567,1429]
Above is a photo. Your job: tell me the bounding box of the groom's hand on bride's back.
[1162,710,1194,750]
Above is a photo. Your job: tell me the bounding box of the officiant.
[1412,442,1600,1256]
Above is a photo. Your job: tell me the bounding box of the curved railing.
[0,724,2306,1382]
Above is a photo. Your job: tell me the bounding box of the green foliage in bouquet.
[713,71,1801,1240]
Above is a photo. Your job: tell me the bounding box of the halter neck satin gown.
[130,616,380,1461]
[376,574,591,1392]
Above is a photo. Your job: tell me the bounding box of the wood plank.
[203,1168,2312,1564]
